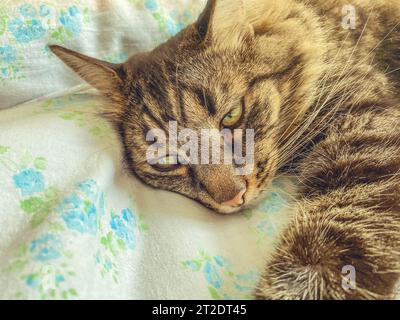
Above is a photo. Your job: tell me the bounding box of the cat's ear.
[49,45,125,101]
[196,0,254,48]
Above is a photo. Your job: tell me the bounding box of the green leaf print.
[100,232,117,257]
[182,260,202,272]
[7,259,28,274]
[31,210,52,228]
[68,288,78,297]
[20,196,45,214]
[0,10,7,36]
[208,286,222,300]
[19,187,60,228]
[0,145,9,154]
[34,157,47,170]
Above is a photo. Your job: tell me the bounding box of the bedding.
[0,86,292,299]
[0,0,294,300]
[0,0,206,109]
[3,0,397,301]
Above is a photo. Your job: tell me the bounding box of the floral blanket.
[0,0,206,108]
[0,86,292,299]
[0,0,294,300]
[3,0,398,302]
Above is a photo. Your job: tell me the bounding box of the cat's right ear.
[196,0,254,48]
[49,45,125,102]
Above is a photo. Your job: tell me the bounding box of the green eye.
[222,105,243,128]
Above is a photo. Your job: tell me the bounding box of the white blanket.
[1,0,398,301]
[0,87,292,299]
[0,0,206,108]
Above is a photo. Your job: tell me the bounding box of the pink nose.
[221,188,246,207]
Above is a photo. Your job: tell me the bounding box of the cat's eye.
[152,155,180,171]
[221,104,243,128]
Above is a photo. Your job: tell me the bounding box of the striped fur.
[51,0,400,299]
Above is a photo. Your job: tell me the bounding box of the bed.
[0,0,293,299]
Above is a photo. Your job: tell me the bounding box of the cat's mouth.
[199,182,251,215]
[201,176,274,215]
[192,189,247,215]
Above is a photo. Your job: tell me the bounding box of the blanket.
[0,86,293,299]
[0,0,206,108]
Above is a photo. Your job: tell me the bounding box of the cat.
[50,0,400,299]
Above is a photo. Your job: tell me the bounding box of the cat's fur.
[50,0,400,299]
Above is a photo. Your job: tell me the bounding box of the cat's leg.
[256,109,400,300]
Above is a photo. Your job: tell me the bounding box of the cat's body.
[50,0,400,299]
[252,0,400,299]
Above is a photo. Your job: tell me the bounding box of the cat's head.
[50,0,324,214]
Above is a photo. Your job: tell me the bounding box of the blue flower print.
[98,193,105,216]
[234,271,259,292]
[68,6,79,17]
[58,194,98,235]
[29,234,62,262]
[1,68,10,77]
[55,274,65,284]
[56,180,103,235]
[78,180,98,199]
[104,260,112,271]
[257,220,275,237]
[166,20,180,36]
[145,0,159,11]
[19,4,37,18]
[0,45,17,64]
[183,10,193,21]
[165,10,191,36]
[213,256,229,268]
[25,274,41,288]
[122,208,135,223]
[59,6,81,37]
[13,168,45,197]
[39,5,51,17]
[183,252,258,299]
[203,261,223,289]
[8,17,45,43]
[259,191,284,214]
[110,209,137,250]
[183,260,201,271]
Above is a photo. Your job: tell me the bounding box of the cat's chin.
[209,197,261,215]
[211,205,244,215]
[208,187,271,215]
[210,200,262,215]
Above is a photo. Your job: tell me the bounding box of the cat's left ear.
[49,45,125,101]
[196,0,254,48]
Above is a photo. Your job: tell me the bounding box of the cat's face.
[50,0,323,214]
[118,43,282,214]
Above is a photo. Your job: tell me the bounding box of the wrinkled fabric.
[0,0,205,108]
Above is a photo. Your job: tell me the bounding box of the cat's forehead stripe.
[147,73,172,113]
[177,86,188,124]
[249,55,303,89]
[142,103,168,132]
[192,87,217,116]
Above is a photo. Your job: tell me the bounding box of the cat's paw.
[254,212,399,300]
[254,260,330,300]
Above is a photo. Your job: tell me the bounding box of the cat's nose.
[193,165,246,207]
[221,188,246,207]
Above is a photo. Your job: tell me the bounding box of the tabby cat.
[50,0,400,299]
